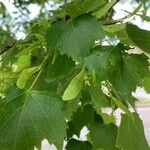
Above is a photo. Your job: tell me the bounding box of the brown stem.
[0,43,16,55]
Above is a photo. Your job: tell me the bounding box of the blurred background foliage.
[0,0,149,55]
[0,0,150,41]
[0,1,149,148]
[0,0,150,63]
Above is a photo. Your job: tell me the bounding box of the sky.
[0,0,150,37]
[114,0,150,30]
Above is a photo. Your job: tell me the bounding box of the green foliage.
[15,54,31,71]
[89,123,119,150]
[103,23,150,53]
[85,46,120,83]
[117,113,149,150]
[17,66,41,89]
[89,85,110,108]
[0,0,150,149]
[67,104,94,137]
[0,90,67,150]
[45,54,75,82]
[0,71,13,95]
[126,23,150,53]
[46,14,101,61]
[93,0,117,19]
[144,77,150,92]
[109,53,149,94]
[63,69,87,101]
[66,139,92,150]
[65,0,107,18]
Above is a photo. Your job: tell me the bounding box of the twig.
[103,2,143,25]
[0,36,35,56]
[0,43,16,55]
[28,54,50,91]
[28,67,44,91]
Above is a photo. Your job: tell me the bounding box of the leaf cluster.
[0,0,150,149]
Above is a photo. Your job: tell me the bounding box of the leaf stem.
[103,2,143,25]
[105,81,134,119]
[28,67,43,91]
[28,55,50,91]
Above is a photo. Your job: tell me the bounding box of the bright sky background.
[114,0,150,30]
[0,0,150,37]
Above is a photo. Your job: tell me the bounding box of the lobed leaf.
[85,46,121,83]
[0,90,67,150]
[109,53,149,95]
[46,14,101,61]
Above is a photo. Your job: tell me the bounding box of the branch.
[0,43,16,55]
[0,36,35,56]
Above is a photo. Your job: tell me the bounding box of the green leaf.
[89,85,110,109]
[109,53,149,94]
[0,90,67,150]
[100,113,115,124]
[126,23,150,53]
[110,95,133,119]
[103,23,133,45]
[63,99,80,121]
[125,54,149,77]
[104,23,150,53]
[65,0,107,18]
[144,77,150,93]
[66,139,92,150]
[63,69,86,101]
[0,71,13,94]
[16,41,40,58]
[46,14,101,61]
[80,86,92,105]
[1,2,150,150]
[67,104,94,137]
[17,66,41,89]
[45,54,75,82]
[93,0,117,19]
[15,55,31,71]
[103,23,126,33]
[117,113,149,150]
[85,46,121,83]
[89,123,119,150]
[110,64,138,95]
